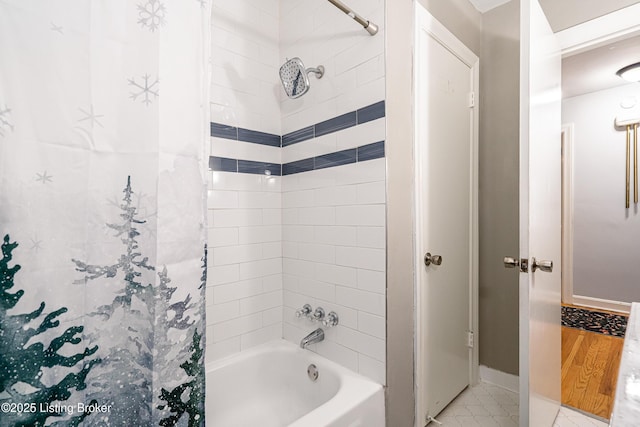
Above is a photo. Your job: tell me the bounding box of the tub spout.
[300,328,324,349]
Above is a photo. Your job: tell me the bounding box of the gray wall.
[385,0,481,425]
[387,4,640,424]
[563,84,640,304]
[479,0,521,376]
[539,0,640,32]
[418,0,483,55]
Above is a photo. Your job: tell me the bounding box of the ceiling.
[468,0,640,31]
[465,0,640,99]
[466,0,509,13]
[562,34,640,99]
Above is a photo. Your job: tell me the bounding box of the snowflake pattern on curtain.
[0,0,210,425]
[137,0,166,32]
[128,74,160,106]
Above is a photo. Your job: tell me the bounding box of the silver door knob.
[424,252,442,266]
[503,256,519,268]
[531,257,553,273]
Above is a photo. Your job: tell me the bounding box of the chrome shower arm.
[327,0,378,36]
[306,65,325,79]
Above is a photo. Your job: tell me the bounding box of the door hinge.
[426,415,443,425]
[467,331,474,348]
[468,91,475,108]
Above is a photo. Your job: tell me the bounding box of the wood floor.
[561,325,624,419]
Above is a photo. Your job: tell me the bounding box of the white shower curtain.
[0,1,210,425]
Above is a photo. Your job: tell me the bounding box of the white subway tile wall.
[206,172,284,361]
[211,0,281,135]
[280,0,385,134]
[282,160,387,383]
[207,0,386,385]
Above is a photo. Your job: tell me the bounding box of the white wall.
[207,0,387,385]
[280,0,387,384]
[280,0,385,133]
[206,0,283,363]
[282,159,387,383]
[210,0,280,134]
[563,83,640,304]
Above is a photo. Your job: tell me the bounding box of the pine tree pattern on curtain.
[0,1,211,425]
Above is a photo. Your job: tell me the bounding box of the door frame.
[561,123,574,305]
[413,4,479,425]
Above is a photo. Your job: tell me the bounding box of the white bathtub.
[205,339,385,427]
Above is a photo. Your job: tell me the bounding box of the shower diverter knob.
[322,311,339,328]
[295,304,312,318]
[312,307,325,322]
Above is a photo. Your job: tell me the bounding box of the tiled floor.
[433,382,608,426]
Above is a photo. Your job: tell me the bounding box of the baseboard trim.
[572,295,631,315]
[479,365,519,393]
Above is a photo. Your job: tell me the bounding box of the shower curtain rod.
[327,0,378,35]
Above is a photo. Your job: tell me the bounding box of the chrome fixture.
[504,256,553,273]
[503,256,520,268]
[503,256,528,272]
[307,364,319,381]
[300,328,325,349]
[327,0,378,36]
[424,252,442,266]
[296,304,339,327]
[279,57,324,99]
[322,311,339,328]
[531,257,553,273]
[311,307,325,322]
[295,303,313,318]
[617,62,640,82]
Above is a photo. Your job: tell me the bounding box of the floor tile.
[428,382,608,427]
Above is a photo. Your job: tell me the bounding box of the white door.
[414,5,479,425]
[518,0,562,425]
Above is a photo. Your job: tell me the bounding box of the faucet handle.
[295,304,312,318]
[311,307,325,322]
[322,311,339,327]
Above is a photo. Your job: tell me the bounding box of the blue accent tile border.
[315,111,357,138]
[210,123,238,140]
[211,123,281,147]
[315,148,357,170]
[282,141,384,176]
[210,100,385,148]
[282,126,314,147]
[209,156,238,173]
[211,141,384,176]
[282,158,315,176]
[209,101,385,176]
[238,128,281,147]
[357,141,385,162]
[357,101,385,125]
[238,159,282,176]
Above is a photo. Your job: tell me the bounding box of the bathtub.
[205,339,385,427]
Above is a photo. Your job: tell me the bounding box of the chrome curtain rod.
[327,0,378,35]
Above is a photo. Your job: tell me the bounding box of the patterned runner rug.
[561,306,627,338]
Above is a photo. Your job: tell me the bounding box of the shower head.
[279,57,325,99]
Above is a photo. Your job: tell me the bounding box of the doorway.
[413,4,479,425]
[558,25,640,421]
[560,33,640,314]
